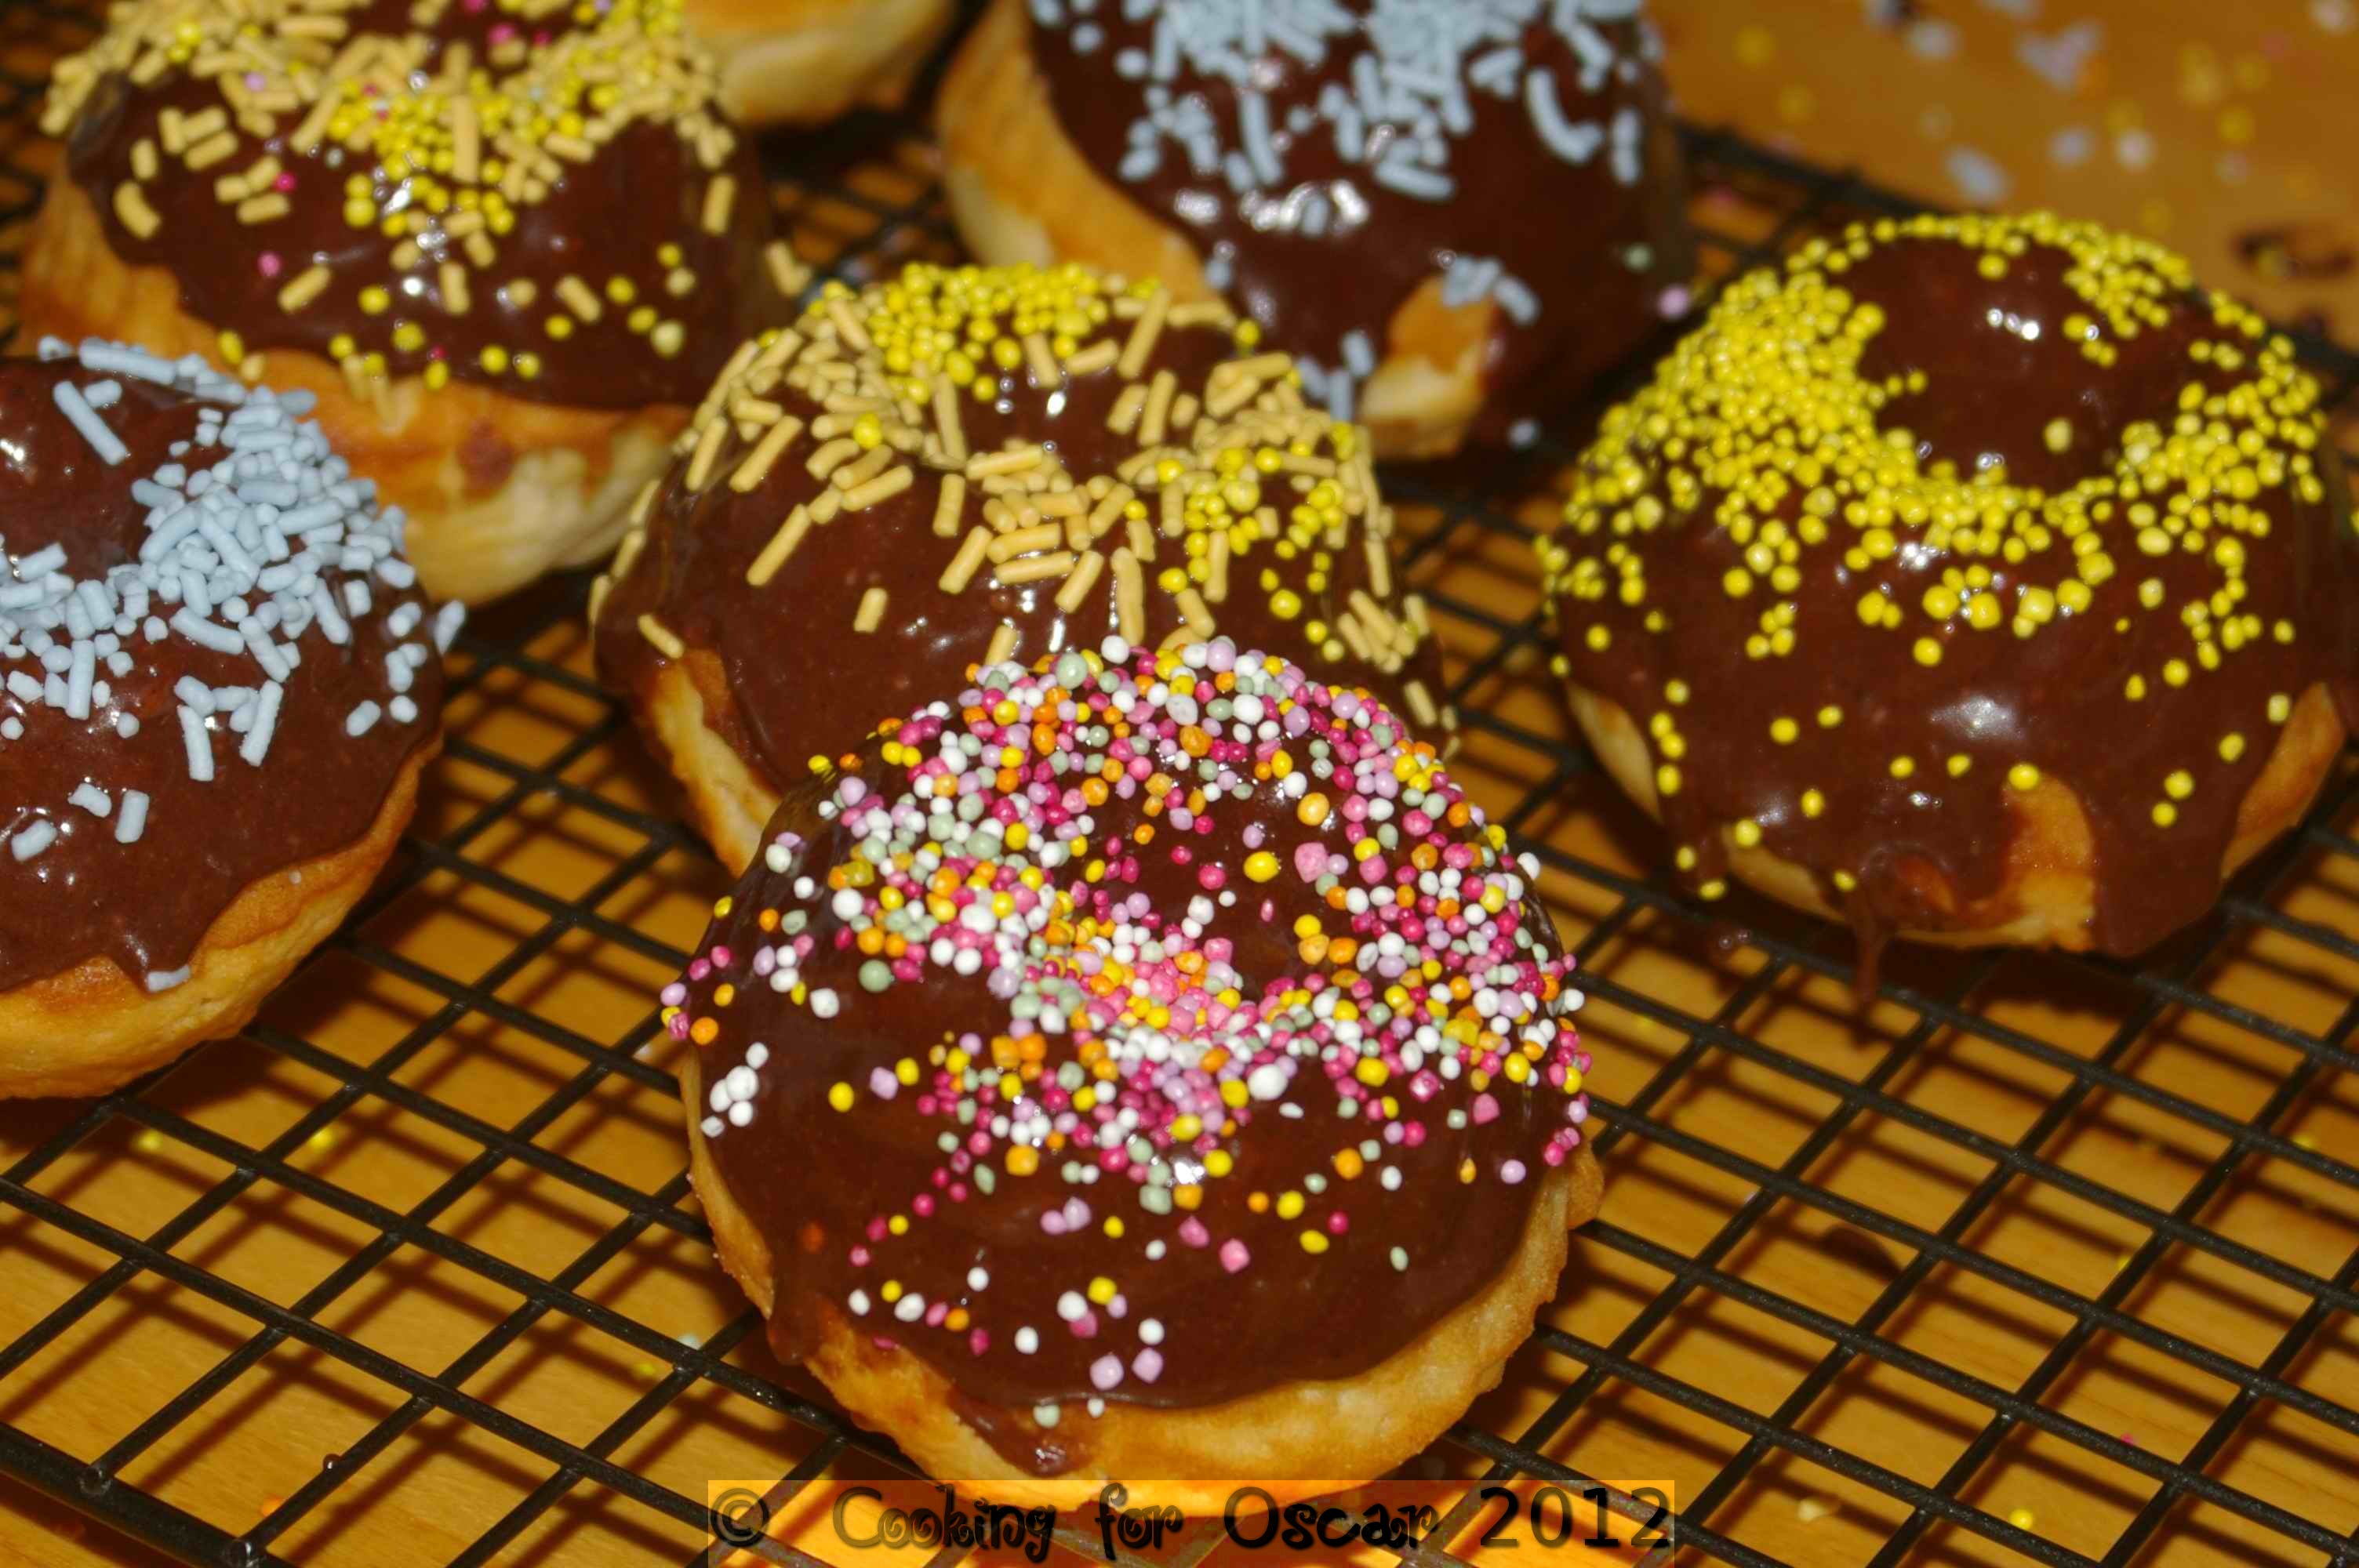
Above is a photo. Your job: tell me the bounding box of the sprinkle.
[638,614,685,659]
[940,528,993,595]
[852,587,889,633]
[9,820,56,861]
[746,506,813,588]
[53,382,129,464]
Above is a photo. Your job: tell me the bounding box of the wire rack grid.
[0,5,2354,1567]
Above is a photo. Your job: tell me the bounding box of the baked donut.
[0,339,453,1100]
[686,0,955,129]
[936,0,1694,460]
[24,0,796,605]
[662,638,1598,1508]
[1539,212,2359,956]
[592,260,1452,872]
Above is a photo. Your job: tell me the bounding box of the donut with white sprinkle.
[0,338,452,1098]
[667,638,1596,1506]
[936,0,1694,459]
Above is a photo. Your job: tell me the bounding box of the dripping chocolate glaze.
[59,0,787,409]
[595,307,1448,795]
[1027,1,1694,445]
[678,737,1570,1455]
[0,358,442,992]
[1549,227,2359,956]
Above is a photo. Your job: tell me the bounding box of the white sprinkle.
[68,783,111,817]
[179,706,215,781]
[9,819,57,861]
[53,381,130,464]
[145,966,191,993]
[238,679,283,766]
[115,790,149,844]
[346,701,382,736]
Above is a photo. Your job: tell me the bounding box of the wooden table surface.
[2,6,2357,1568]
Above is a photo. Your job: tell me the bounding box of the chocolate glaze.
[0,358,442,992]
[595,279,1449,801]
[1028,1,1694,445]
[1547,221,2359,956]
[56,0,787,408]
[666,652,1586,1457]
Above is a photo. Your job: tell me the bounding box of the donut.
[936,0,1695,460]
[1539,212,2359,956]
[685,0,955,129]
[24,0,796,605]
[660,638,1598,1508]
[591,261,1453,872]
[0,339,453,1100]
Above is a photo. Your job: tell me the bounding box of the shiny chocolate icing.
[49,0,788,409]
[0,347,445,993]
[594,263,1452,809]
[662,644,1588,1468]
[1543,215,2359,956]
[1026,0,1695,445]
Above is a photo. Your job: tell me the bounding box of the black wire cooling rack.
[1,5,2356,1567]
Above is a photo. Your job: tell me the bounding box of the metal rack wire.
[0,5,2354,1566]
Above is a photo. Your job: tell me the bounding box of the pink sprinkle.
[1500,1160,1528,1185]
[1090,1354,1124,1391]
[256,252,282,278]
[1132,1348,1165,1383]
[274,172,296,193]
[1070,1310,1098,1339]
[969,1329,990,1356]
[1219,1239,1251,1273]
[848,1245,871,1266]
[1471,1093,1500,1125]
[869,1066,899,1098]
[660,982,687,1006]
[1293,841,1329,881]
[1178,1218,1211,1248]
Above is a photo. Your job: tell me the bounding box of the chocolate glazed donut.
[939,0,1695,459]
[26,0,797,602]
[1541,213,2359,960]
[661,641,1598,1506]
[593,263,1453,871]
[0,340,453,1098]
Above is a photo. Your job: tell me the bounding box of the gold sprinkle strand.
[685,418,729,490]
[805,437,860,480]
[730,416,805,492]
[843,466,914,511]
[700,175,736,237]
[996,550,1077,586]
[746,506,811,586]
[990,524,1063,562]
[610,528,647,585]
[940,526,991,593]
[637,614,685,659]
[278,263,330,313]
[112,182,161,239]
[1175,586,1215,639]
[932,376,968,465]
[1063,339,1118,376]
[852,586,888,633]
[985,622,1020,664]
[439,260,471,315]
[1118,288,1168,379]
[932,474,968,537]
[1054,549,1105,612]
[1112,546,1147,642]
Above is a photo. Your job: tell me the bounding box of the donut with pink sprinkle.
[665,637,1599,1506]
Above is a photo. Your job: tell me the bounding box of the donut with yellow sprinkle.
[1540,212,2359,956]
[667,637,1597,1508]
[593,260,1452,872]
[24,0,796,604]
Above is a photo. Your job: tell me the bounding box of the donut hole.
[1843,237,2195,496]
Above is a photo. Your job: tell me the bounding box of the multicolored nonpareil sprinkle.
[663,639,1586,1411]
